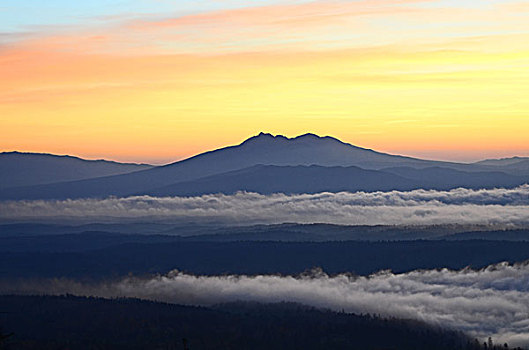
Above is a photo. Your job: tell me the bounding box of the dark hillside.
[0,295,473,350]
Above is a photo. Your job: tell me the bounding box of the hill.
[0,152,152,189]
[3,239,529,278]
[0,295,472,350]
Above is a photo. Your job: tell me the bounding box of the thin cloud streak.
[1,186,529,226]
[5,0,529,55]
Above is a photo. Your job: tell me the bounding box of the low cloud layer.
[3,262,529,346]
[1,185,529,226]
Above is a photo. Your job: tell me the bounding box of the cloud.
[0,0,434,55]
[3,262,529,346]
[5,0,527,56]
[3,0,529,160]
[1,186,529,226]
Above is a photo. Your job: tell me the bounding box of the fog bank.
[3,262,529,346]
[1,186,529,226]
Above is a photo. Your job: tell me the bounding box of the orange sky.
[1,0,529,164]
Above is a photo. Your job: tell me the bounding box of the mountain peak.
[243,132,342,145]
[292,133,345,144]
[293,133,322,140]
[242,132,287,144]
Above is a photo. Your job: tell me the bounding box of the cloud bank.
[1,185,529,226]
[4,262,529,346]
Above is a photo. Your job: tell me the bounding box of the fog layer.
[1,185,529,226]
[3,262,529,346]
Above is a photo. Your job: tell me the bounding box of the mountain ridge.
[1,151,153,167]
[144,164,419,196]
[0,151,153,189]
[2,132,528,199]
[145,164,527,196]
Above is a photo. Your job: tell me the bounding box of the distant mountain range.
[1,133,528,199]
[0,151,152,189]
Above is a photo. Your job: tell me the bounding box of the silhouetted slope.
[0,295,472,350]
[471,157,529,176]
[0,152,152,189]
[0,222,508,242]
[382,166,526,190]
[3,240,529,278]
[474,156,529,167]
[146,164,418,196]
[1,133,525,200]
[441,229,529,241]
[0,133,432,199]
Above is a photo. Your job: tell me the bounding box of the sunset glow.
[1,0,529,163]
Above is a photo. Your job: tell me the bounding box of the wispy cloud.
[4,262,529,346]
[2,186,529,226]
[6,0,529,55]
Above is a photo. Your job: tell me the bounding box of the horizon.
[2,131,529,165]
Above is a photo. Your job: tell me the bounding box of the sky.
[1,0,528,164]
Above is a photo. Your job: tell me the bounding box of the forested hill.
[0,295,479,350]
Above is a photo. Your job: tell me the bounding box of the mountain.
[0,152,152,189]
[474,156,529,167]
[4,239,529,278]
[473,157,529,175]
[147,164,527,197]
[1,133,527,200]
[0,296,471,350]
[145,164,419,196]
[440,229,529,241]
[381,166,526,190]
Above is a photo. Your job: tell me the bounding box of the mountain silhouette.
[473,156,529,167]
[0,152,152,189]
[0,133,527,199]
[381,166,526,190]
[145,164,419,196]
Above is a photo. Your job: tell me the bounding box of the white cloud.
[4,262,529,347]
[1,185,529,226]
